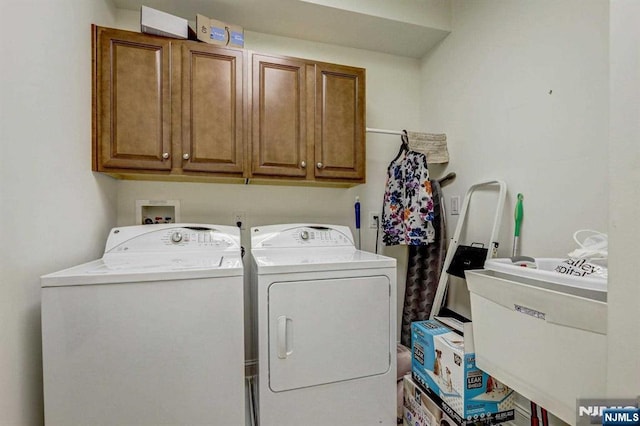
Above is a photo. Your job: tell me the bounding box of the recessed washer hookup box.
[411,319,515,421]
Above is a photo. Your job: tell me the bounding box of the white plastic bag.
[553,230,608,279]
[567,229,608,261]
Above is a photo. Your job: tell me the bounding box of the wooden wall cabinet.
[251,55,308,178]
[177,43,244,175]
[93,26,366,186]
[314,63,365,182]
[94,27,172,172]
[250,55,365,184]
[93,26,246,182]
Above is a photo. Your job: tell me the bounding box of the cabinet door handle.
[316,162,324,169]
[182,153,190,160]
[300,161,306,168]
[162,152,169,160]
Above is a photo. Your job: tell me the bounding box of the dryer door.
[268,275,390,392]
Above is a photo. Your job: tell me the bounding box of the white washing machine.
[250,224,397,426]
[41,224,245,426]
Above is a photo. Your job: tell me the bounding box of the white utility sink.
[465,258,607,426]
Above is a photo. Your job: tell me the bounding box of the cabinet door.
[180,43,244,174]
[251,55,307,177]
[314,64,365,181]
[94,27,171,171]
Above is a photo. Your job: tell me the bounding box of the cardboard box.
[403,374,514,426]
[193,14,244,48]
[227,24,245,48]
[140,6,188,39]
[411,319,515,421]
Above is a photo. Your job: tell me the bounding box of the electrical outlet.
[450,196,460,215]
[368,211,381,229]
[232,211,246,229]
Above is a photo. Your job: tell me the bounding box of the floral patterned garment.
[382,150,435,245]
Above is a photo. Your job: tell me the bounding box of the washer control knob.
[300,230,309,240]
[171,232,183,243]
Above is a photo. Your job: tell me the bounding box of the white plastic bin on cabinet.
[465,262,607,426]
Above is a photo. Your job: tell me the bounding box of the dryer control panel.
[252,224,354,249]
[104,224,241,254]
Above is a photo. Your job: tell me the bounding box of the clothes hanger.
[391,130,410,163]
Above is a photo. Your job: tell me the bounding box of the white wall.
[0,0,119,424]
[419,0,609,423]
[421,0,609,256]
[420,0,609,319]
[114,9,423,361]
[607,0,640,396]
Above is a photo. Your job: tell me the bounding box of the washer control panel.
[104,224,241,254]
[252,224,354,249]
[162,229,232,247]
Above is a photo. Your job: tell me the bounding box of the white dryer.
[41,224,245,426]
[250,224,397,426]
